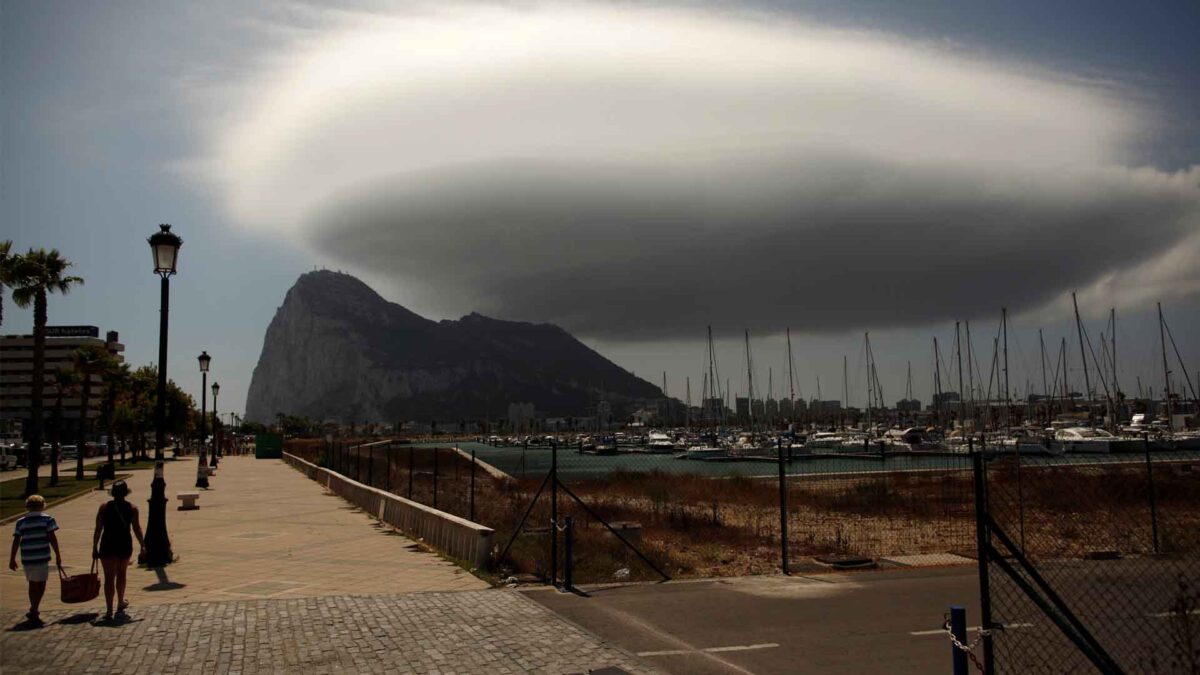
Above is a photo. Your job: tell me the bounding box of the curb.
[1,473,133,525]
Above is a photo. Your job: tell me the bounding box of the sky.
[3,0,1199,417]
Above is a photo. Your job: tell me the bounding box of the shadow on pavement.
[57,612,99,625]
[143,566,186,592]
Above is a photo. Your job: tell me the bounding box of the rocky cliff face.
[244,271,661,423]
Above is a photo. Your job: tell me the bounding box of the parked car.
[60,445,79,461]
[0,446,18,470]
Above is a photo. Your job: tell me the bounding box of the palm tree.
[72,345,111,480]
[49,368,81,487]
[104,361,132,466]
[10,249,84,496]
[0,240,13,327]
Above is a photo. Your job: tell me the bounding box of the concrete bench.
[177,492,200,511]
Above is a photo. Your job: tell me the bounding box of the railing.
[282,452,494,569]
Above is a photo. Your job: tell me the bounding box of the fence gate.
[973,446,1200,674]
[498,440,670,591]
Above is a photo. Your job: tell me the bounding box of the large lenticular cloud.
[209,2,1200,339]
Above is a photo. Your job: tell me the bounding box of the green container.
[255,433,284,459]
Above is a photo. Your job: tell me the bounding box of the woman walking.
[91,480,144,621]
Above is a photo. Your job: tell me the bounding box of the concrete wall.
[283,452,494,569]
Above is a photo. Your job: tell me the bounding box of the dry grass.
[286,441,1200,584]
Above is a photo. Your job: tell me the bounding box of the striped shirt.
[13,512,58,564]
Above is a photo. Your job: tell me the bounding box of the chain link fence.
[981,446,1200,674]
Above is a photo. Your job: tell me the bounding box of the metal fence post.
[551,439,559,587]
[971,441,995,672]
[433,447,439,509]
[1144,432,1160,553]
[563,515,574,592]
[470,449,477,522]
[385,445,391,493]
[368,446,374,487]
[950,605,968,675]
[777,436,789,575]
[408,446,414,499]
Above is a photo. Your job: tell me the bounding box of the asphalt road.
[526,566,983,675]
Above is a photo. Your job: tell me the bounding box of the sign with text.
[46,325,100,338]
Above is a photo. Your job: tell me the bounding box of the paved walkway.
[2,590,655,674]
[4,456,485,611]
[3,456,655,674]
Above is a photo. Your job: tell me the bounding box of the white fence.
[283,452,494,569]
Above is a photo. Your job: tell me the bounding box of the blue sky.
[3,1,1198,416]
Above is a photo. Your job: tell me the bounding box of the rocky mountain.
[244,271,662,424]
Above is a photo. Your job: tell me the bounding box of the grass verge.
[0,473,132,522]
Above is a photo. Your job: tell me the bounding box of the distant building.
[735,397,750,423]
[596,401,613,429]
[896,398,922,413]
[778,398,793,419]
[0,327,125,437]
[701,397,726,421]
[507,402,536,432]
[931,392,961,410]
[810,400,842,416]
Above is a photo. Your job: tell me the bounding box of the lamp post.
[144,223,181,568]
[211,381,220,468]
[196,351,210,488]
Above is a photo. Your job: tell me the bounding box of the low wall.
[283,452,494,569]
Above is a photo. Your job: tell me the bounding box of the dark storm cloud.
[207,3,1200,338]
[309,154,1200,339]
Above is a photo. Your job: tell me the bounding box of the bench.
[177,492,200,511]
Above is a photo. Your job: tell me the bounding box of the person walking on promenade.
[9,494,65,627]
[91,480,144,622]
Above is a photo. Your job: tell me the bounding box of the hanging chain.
[942,614,992,673]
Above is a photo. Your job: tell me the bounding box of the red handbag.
[60,560,101,604]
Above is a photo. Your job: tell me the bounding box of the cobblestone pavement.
[3,456,486,613]
[1,589,657,674]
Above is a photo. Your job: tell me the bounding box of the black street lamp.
[144,223,181,568]
[196,351,210,488]
[211,381,220,467]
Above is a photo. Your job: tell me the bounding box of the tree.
[103,360,131,466]
[0,240,13,327]
[9,249,84,496]
[49,368,81,487]
[72,345,113,480]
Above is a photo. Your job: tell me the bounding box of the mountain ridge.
[244,270,661,423]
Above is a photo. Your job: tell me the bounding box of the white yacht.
[1052,427,1138,453]
[646,431,677,453]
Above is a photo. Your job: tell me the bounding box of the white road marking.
[637,643,780,657]
[910,623,1031,636]
[1149,608,1200,618]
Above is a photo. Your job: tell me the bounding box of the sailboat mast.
[685,376,691,430]
[868,331,878,429]
[933,336,943,429]
[1039,329,1049,424]
[842,355,848,430]
[1072,293,1093,426]
[1002,308,1010,433]
[1060,337,1069,414]
[1110,308,1120,403]
[956,322,966,431]
[965,321,976,426]
[768,368,773,428]
[745,330,755,431]
[1159,302,1173,431]
[786,328,796,412]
